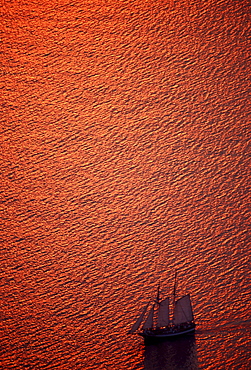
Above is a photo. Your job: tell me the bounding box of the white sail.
[143,305,155,329]
[157,297,169,327]
[173,294,194,325]
[128,302,149,334]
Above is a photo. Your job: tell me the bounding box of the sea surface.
[1,0,250,369]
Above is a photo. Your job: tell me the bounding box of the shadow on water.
[143,335,199,370]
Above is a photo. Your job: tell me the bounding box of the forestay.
[128,302,149,334]
[143,305,155,329]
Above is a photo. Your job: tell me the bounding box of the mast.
[172,270,178,321]
[155,282,160,328]
[157,282,160,303]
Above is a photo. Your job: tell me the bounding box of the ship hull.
[138,323,196,340]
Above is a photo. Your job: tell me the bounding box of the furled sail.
[143,305,155,329]
[173,294,194,325]
[157,297,169,327]
[128,302,149,334]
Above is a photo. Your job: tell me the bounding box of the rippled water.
[1,0,250,369]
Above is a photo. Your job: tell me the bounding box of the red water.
[1,0,250,369]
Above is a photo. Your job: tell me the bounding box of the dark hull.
[138,323,196,341]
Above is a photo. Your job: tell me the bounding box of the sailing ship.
[128,271,196,340]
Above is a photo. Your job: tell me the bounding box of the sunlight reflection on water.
[1,0,250,369]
